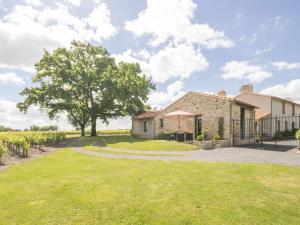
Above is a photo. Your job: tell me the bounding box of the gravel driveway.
[74,147,300,167]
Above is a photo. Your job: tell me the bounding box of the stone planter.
[194,140,229,150]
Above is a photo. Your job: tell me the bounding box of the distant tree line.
[27,125,58,131]
[0,124,58,132]
[17,41,154,136]
[0,125,14,132]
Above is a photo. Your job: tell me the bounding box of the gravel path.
[74,147,300,167]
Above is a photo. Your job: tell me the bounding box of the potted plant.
[196,134,204,141]
[213,134,223,141]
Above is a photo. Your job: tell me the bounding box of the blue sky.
[0,0,299,130]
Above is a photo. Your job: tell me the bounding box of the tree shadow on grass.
[59,135,147,148]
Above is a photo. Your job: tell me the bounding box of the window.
[282,102,285,114]
[292,104,295,116]
[240,108,245,139]
[143,121,148,132]
[276,120,281,132]
[195,115,202,137]
[218,117,224,138]
[160,119,164,128]
[292,122,295,131]
[285,121,288,131]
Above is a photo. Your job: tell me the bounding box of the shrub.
[0,141,7,162]
[213,135,223,141]
[274,130,296,140]
[156,132,169,140]
[296,130,300,140]
[196,134,204,141]
[274,131,283,140]
[131,133,139,138]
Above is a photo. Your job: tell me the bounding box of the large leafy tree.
[17,41,155,136]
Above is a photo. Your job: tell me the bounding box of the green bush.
[196,134,204,141]
[0,141,7,159]
[296,130,300,140]
[274,130,297,140]
[156,132,169,140]
[213,135,223,141]
[131,133,139,138]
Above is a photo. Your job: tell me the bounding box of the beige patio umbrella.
[164,111,194,132]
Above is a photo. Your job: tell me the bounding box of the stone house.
[235,84,300,135]
[132,90,257,146]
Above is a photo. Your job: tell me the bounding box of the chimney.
[217,90,226,97]
[240,84,253,94]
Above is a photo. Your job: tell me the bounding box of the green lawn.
[83,146,184,156]
[67,135,197,151]
[1,149,300,224]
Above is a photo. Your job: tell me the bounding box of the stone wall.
[132,118,155,139]
[154,92,255,141]
[194,140,230,149]
[132,92,256,141]
[153,92,233,140]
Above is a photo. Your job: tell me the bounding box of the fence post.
[260,119,263,148]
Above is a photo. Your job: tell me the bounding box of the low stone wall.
[194,140,230,150]
[234,138,256,146]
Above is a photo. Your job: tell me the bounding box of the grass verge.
[83,146,184,156]
[0,149,300,224]
[66,135,197,151]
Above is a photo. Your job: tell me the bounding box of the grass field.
[64,129,131,136]
[67,135,197,151]
[83,146,184,156]
[1,149,300,224]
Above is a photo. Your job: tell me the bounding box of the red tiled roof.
[133,111,160,120]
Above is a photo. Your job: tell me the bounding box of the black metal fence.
[233,115,300,151]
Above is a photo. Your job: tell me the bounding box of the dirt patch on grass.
[0,146,58,170]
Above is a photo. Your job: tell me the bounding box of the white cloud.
[249,33,257,44]
[236,13,242,27]
[0,0,5,11]
[113,43,209,83]
[260,79,300,103]
[147,80,186,109]
[0,2,116,70]
[0,99,131,130]
[0,72,25,85]
[64,0,82,7]
[0,64,35,74]
[273,16,286,30]
[24,0,43,7]
[221,61,272,83]
[260,16,287,31]
[0,99,72,130]
[99,117,131,130]
[125,0,233,48]
[87,4,117,39]
[254,43,274,55]
[272,61,300,70]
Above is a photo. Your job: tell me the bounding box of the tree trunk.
[91,115,97,136]
[80,124,85,137]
